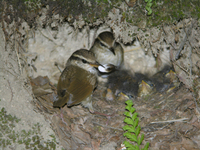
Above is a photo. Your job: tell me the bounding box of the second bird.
[90,31,124,68]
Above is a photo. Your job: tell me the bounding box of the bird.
[150,66,179,93]
[138,80,154,97]
[90,31,124,69]
[133,73,155,97]
[106,70,139,99]
[53,49,102,113]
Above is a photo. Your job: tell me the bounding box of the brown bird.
[53,49,101,113]
[138,80,154,97]
[90,31,124,69]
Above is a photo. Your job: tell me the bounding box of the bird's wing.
[66,73,95,106]
[54,65,96,107]
[53,66,74,107]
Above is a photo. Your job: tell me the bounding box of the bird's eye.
[149,83,154,87]
[100,42,106,47]
[128,95,134,99]
[82,59,87,63]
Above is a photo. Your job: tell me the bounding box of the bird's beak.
[139,80,154,91]
[89,61,103,68]
[98,64,116,73]
[110,47,115,55]
[140,80,149,87]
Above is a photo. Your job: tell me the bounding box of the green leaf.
[142,142,150,150]
[135,145,140,150]
[147,2,153,7]
[133,118,139,128]
[127,148,135,150]
[147,9,152,15]
[123,125,135,133]
[125,105,131,111]
[125,105,132,112]
[145,0,153,15]
[123,132,129,138]
[137,133,144,145]
[124,132,137,142]
[124,117,134,125]
[141,134,144,142]
[129,107,136,114]
[124,111,132,118]
[132,113,138,121]
[123,141,135,149]
[125,100,133,106]
[123,100,150,150]
[137,137,141,146]
[135,125,141,137]
[129,134,137,142]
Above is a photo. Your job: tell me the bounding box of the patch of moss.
[1,0,199,41]
[154,105,161,109]
[125,0,200,27]
[0,107,60,149]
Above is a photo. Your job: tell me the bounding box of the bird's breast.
[86,73,97,86]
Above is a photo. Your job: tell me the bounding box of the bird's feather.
[53,65,96,107]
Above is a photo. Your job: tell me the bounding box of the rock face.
[0,26,63,149]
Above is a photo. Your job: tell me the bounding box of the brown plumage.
[53,49,100,112]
